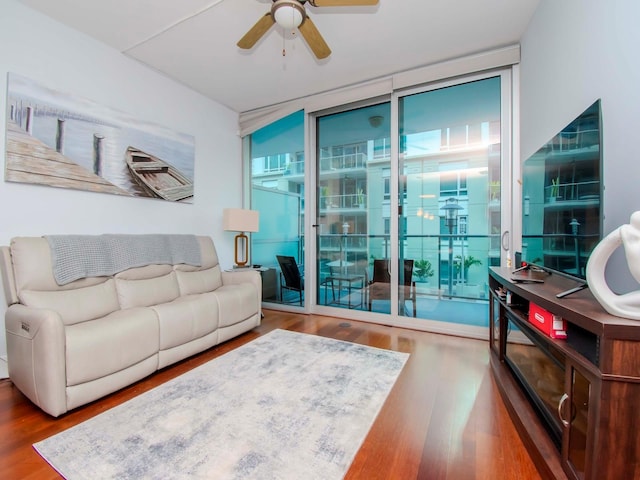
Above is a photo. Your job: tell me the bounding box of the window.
[373,138,391,159]
[458,216,468,236]
[440,170,468,197]
[383,168,390,200]
[248,110,305,306]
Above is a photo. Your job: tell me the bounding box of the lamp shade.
[223,208,259,233]
[441,197,462,227]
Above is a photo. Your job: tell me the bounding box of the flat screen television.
[520,100,602,283]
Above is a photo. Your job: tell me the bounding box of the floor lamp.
[223,208,259,268]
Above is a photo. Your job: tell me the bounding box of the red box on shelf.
[528,303,567,339]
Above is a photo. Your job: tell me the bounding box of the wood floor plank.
[0,311,543,479]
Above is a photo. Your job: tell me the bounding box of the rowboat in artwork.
[125,147,193,202]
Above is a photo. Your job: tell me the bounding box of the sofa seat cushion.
[115,270,180,309]
[214,284,258,327]
[19,279,120,326]
[65,307,159,387]
[152,295,220,350]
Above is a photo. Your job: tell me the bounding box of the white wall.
[520,0,640,292]
[0,1,243,357]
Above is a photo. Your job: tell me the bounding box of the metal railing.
[315,233,499,300]
[544,180,599,202]
[320,193,367,210]
[319,152,367,172]
[258,232,499,304]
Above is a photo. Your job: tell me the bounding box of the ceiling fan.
[237,0,379,59]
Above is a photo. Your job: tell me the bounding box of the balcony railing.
[319,152,367,172]
[283,160,305,176]
[320,193,367,210]
[545,180,599,202]
[550,128,599,152]
[314,233,499,300]
[255,232,499,304]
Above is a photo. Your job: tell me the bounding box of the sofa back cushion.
[196,236,219,269]
[174,236,223,295]
[115,270,180,309]
[5,235,218,310]
[9,237,106,295]
[175,266,222,295]
[19,279,120,326]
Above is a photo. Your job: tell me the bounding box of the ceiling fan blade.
[310,0,378,6]
[237,13,275,49]
[298,16,331,59]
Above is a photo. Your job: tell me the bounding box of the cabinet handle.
[558,393,570,427]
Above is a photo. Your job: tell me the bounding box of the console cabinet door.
[561,362,595,480]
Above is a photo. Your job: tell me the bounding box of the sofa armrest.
[5,304,68,417]
[0,246,18,306]
[221,269,262,305]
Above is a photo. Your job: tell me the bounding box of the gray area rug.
[34,329,409,479]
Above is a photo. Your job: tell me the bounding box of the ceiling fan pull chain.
[282,27,286,56]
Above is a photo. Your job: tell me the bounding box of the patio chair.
[276,255,304,306]
[367,259,416,317]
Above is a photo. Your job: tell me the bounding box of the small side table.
[256,267,277,301]
[227,266,276,301]
[326,274,365,309]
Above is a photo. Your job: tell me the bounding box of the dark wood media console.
[489,267,640,480]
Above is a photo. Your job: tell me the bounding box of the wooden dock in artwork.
[4,121,130,196]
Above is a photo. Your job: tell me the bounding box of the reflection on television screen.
[521,100,602,280]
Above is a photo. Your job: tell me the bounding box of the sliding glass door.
[315,102,391,313]
[398,75,504,328]
[313,74,507,331]
[245,70,512,335]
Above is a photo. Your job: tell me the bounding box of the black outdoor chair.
[276,255,304,306]
[367,259,416,317]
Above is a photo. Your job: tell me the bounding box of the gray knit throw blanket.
[46,234,202,285]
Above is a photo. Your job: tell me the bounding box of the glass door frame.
[383,68,515,337]
[306,96,393,317]
[260,67,517,339]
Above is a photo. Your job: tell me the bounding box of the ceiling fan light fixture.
[369,115,384,128]
[272,0,305,30]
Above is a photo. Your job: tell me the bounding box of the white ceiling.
[17,0,540,113]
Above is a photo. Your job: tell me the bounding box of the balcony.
[314,233,497,299]
[319,153,367,176]
[544,180,600,205]
[320,193,367,212]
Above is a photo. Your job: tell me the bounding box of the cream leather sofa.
[0,235,261,417]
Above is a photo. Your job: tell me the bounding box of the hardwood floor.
[0,310,542,479]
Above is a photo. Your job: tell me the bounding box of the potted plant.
[320,186,328,209]
[454,255,482,282]
[549,177,560,202]
[356,188,365,208]
[414,259,434,282]
[489,180,500,203]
